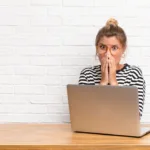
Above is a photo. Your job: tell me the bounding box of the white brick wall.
[0,0,149,123]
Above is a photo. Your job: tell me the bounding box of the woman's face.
[96,36,125,65]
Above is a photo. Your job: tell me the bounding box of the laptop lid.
[67,84,141,137]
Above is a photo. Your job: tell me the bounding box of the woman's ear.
[123,44,127,53]
[96,46,98,54]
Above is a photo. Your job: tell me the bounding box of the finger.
[101,56,107,71]
[102,59,107,73]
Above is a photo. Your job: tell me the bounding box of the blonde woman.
[79,18,145,118]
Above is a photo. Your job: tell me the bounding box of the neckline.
[116,63,128,73]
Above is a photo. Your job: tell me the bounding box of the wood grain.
[0,124,149,150]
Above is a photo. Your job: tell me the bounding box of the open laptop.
[67,84,150,137]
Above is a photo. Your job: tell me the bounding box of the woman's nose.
[106,49,111,55]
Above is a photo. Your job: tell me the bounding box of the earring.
[122,53,125,58]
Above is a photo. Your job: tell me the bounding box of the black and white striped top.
[78,63,146,117]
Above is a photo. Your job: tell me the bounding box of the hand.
[100,55,109,85]
[107,53,118,85]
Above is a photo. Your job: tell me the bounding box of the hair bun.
[106,18,118,27]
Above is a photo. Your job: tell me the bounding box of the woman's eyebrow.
[99,43,106,45]
[99,43,118,47]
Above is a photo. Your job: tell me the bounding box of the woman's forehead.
[99,36,122,46]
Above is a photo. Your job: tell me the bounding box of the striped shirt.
[78,63,146,117]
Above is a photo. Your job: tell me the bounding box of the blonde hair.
[95,18,127,48]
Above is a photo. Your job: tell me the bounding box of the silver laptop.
[67,84,150,137]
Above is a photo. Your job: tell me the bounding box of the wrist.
[110,80,118,86]
[100,80,108,85]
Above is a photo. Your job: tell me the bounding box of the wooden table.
[0,124,150,150]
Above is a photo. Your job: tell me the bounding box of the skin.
[96,36,126,85]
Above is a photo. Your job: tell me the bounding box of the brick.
[31,0,62,6]
[63,0,93,6]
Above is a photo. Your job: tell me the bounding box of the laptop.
[67,84,150,137]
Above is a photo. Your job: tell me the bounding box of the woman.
[79,18,145,118]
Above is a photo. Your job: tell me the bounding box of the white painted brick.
[0,56,16,65]
[0,26,15,35]
[28,36,61,46]
[137,57,150,66]
[145,95,150,103]
[47,46,95,56]
[140,47,150,57]
[140,66,150,76]
[60,27,97,36]
[30,16,62,26]
[47,86,66,95]
[14,66,47,75]
[0,0,149,123]
[0,94,29,104]
[63,16,95,26]
[146,86,150,95]
[5,35,61,46]
[0,75,14,84]
[47,26,97,36]
[0,104,47,114]
[0,46,15,55]
[62,76,78,85]
[14,75,30,85]
[0,15,30,26]
[29,95,63,104]
[47,66,85,76]
[47,104,64,113]
[141,114,150,123]
[48,6,62,15]
[62,7,90,16]
[29,36,61,46]
[136,8,150,17]
[123,17,150,28]
[30,56,61,66]
[62,114,70,123]
[143,103,150,113]
[63,0,94,6]
[128,37,150,47]
[94,0,126,7]
[0,85,14,94]
[0,66,14,75]
[62,57,94,66]
[47,66,62,75]
[15,27,47,36]
[60,66,85,76]
[63,104,69,114]
[125,57,142,66]
[135,0,150,7]
[30,75,62,85]
[14,85,45,94]
[0,114,62,123]
[13,46,47,56]
[124,27,150,37]
[12,56,30,65]
[14,6,47,16]
[144,76,150,85]
[0,0,30,6]
[62,95,68,104]
[63,35,94,46]
[31,0,62,6]
[93,7,137,17]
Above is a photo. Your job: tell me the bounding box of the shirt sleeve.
[78,70,88,85]
[129,69,146,117]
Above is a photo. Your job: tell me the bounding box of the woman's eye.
[100,45,106,50]
[112,46,118,50]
